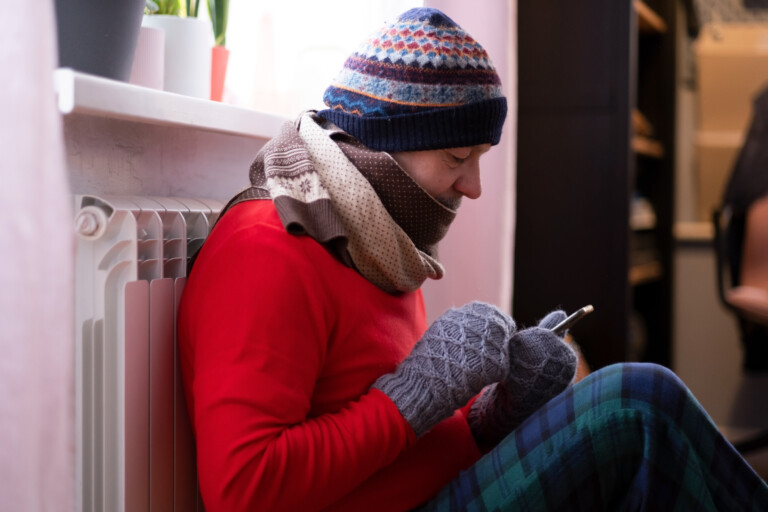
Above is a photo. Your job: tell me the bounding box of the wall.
[421,0,517,322]
[0,3,74,510]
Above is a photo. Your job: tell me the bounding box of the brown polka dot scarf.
[224,111,457,294]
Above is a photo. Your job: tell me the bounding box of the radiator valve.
[75,206,108,239]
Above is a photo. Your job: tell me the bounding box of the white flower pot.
[129,26,165,90]
[141,15,212,99]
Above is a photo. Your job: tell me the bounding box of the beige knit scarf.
[223,112,456,294]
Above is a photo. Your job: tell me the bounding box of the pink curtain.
[421,0,517,322]
[0,1,75,510]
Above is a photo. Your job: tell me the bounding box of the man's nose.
[454,162,482,199]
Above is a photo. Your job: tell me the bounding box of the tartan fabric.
[418,363,768,511]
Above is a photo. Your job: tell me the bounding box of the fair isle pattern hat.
[318,7,507,152]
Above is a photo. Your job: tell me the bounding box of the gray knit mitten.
[467,310,578,449]
[373,301,515,437]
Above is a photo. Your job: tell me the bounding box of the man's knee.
[616,362,692,416]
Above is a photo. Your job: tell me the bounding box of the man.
[178,8,768,511]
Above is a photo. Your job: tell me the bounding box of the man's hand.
[373,301,515,437]
[467,310,577,450]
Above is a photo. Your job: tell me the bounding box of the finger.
[538,310,567,330]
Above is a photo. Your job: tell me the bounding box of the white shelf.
[57,68,287,202]
[54,68,286,140]
[635,0,667,33]
[674,221,714,242]
[629,260,663,285]
[632,135,664,158]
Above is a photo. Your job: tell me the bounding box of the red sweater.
[178,200,481,512]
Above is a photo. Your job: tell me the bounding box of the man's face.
[390,144,492,209]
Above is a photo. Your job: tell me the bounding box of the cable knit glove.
[372,301,515,437]
[467,310,578,449]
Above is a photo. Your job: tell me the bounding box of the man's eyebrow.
[446,147,472,157]
[445,145,490,157]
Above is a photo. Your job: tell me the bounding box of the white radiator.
[74,195,224,512]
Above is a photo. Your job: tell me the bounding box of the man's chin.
[438,197,462,211]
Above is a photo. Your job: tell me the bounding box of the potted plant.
[208,0,230,102]
[142,0,212,98]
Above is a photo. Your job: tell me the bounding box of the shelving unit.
[55,68,285,140]
[633,0,676,367]
[515,0,676,369]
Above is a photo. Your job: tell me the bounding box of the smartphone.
[551,305,594,335]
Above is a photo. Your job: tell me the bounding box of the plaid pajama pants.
[418,363,768,511]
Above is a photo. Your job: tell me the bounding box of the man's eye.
[444,149,470,165]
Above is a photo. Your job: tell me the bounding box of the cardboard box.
[694,131,743,221]
[695,23,768,133]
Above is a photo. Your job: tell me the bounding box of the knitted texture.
[220,113,449,293]
[318,7,507,152]
[373,301,515,437]
[468,310,578,450]
[297,114,445,292]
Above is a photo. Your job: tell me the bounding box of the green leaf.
[208,0,229,46]
[185,0,200,17]
[149,0,180,15]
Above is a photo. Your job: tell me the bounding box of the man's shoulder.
[205,199,337,265]
[220,199,282,231]
[211,200,290,246]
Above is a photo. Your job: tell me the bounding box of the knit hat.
[318,7,507,152]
